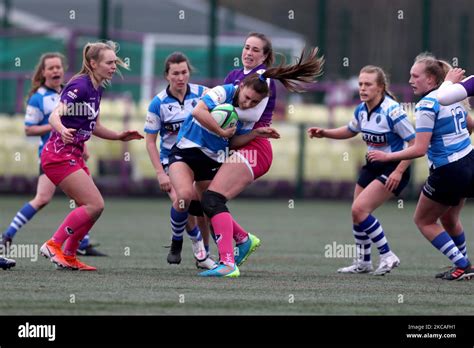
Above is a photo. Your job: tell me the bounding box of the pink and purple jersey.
[44,75,102,156]
[224,64,276,128]
[460,75,474,97]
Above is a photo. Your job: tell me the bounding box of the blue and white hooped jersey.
[144,83,207,164]
[176,84,251,162]
[24,86,60,157]
[415,89,472,169]
[348,95,415,153]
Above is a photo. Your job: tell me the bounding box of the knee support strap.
[201,190,228,218]
[188,200,204,217]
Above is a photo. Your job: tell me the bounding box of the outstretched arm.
[307,126,357,139]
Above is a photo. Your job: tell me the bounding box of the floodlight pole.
[209,0,218,82]
[100,0,109,40]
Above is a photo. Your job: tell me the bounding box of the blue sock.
[186,226,202,242]
[359,214,390,255]
[79,234,90,250]
[170,207,188,242]
[353,224,371,262]
[452,232,467,258]
[431,231,469,268]
[4,203,37,238]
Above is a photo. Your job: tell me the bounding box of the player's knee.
[440,215,458,232]
[201,190,228,218]
[174,190,193,212]
[351,204,367,224]
[89,198,105,218]
[188,200,204,216]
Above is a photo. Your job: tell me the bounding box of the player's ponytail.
[360,65,398,102]
[240,47,324,96]
[71,41,129,86]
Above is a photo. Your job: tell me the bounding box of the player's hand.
[118,130,144,141]
[307,127,325,138]
[367,150,389,162]
[61,128,76,144]
[157,172,171,192]
[218,126,236,139]
[253,127,280,139]
[445,68,465,84]
[385,170,402,192]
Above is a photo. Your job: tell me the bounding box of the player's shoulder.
[188,83,208,97]
[416,91,439,111]
[382,96,405,119]
[354,102,365,115]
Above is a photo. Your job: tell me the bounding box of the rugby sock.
[170,207,188,242]
[63,208,95,256]
[52,206,93,247]
[232,219,249,245]
[452,232,468,259]
[353,224,371,262]
[78,234,91,250]
[210,212,235,267]
[4,203,37,238]
[359,214,390,255]
[431,231,469,268]
[186,226,202,242]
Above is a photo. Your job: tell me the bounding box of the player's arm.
[307,126,356,139]
[93,119,143,141]
[234,97,269,123]
[230,127,280,149]
[368,133,430,162]
[438,70,473,105]
[145,133,171,192]
[25,124,52,136]
[393,138,415,173]
[49,102,76,143]
[192,101,235,138]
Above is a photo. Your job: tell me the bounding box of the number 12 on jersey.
[451,106,467,134]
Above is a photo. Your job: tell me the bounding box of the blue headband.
[258,74,266,82]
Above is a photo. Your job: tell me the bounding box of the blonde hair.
[415,53,470,110]
[360,65,397,101]
[71,41,129,86]
[28,52,66,99]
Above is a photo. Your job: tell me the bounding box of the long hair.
[71,41,128,86]
[245,32,274,67]
[360,65,397,101]
[28,52,66,99]
[240,47,324,95]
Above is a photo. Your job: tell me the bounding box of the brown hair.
[360,65,397,101]
[414,52,449,87]
[28,52,66,99]
[71,41,128,86]
[163,51,194,77]
[245,32,274,67]
[239,47,324,96]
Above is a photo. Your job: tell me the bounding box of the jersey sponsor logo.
[65,226,74,235]
[163,122,182,133]
[69,159,77,166]
[210,86,226,104]
[167,105,174,111]
[389,107,403,118]
[362,132,387,146]
[417,99,435,109]
[192,100,197,107]
[67,90,78,100]
[376,115,382,124]
[359,111,367,121]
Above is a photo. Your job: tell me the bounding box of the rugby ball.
[211,104,239,129]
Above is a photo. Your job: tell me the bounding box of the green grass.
[1,196,474,315]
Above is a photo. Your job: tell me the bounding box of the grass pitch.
[1,195,474,315]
